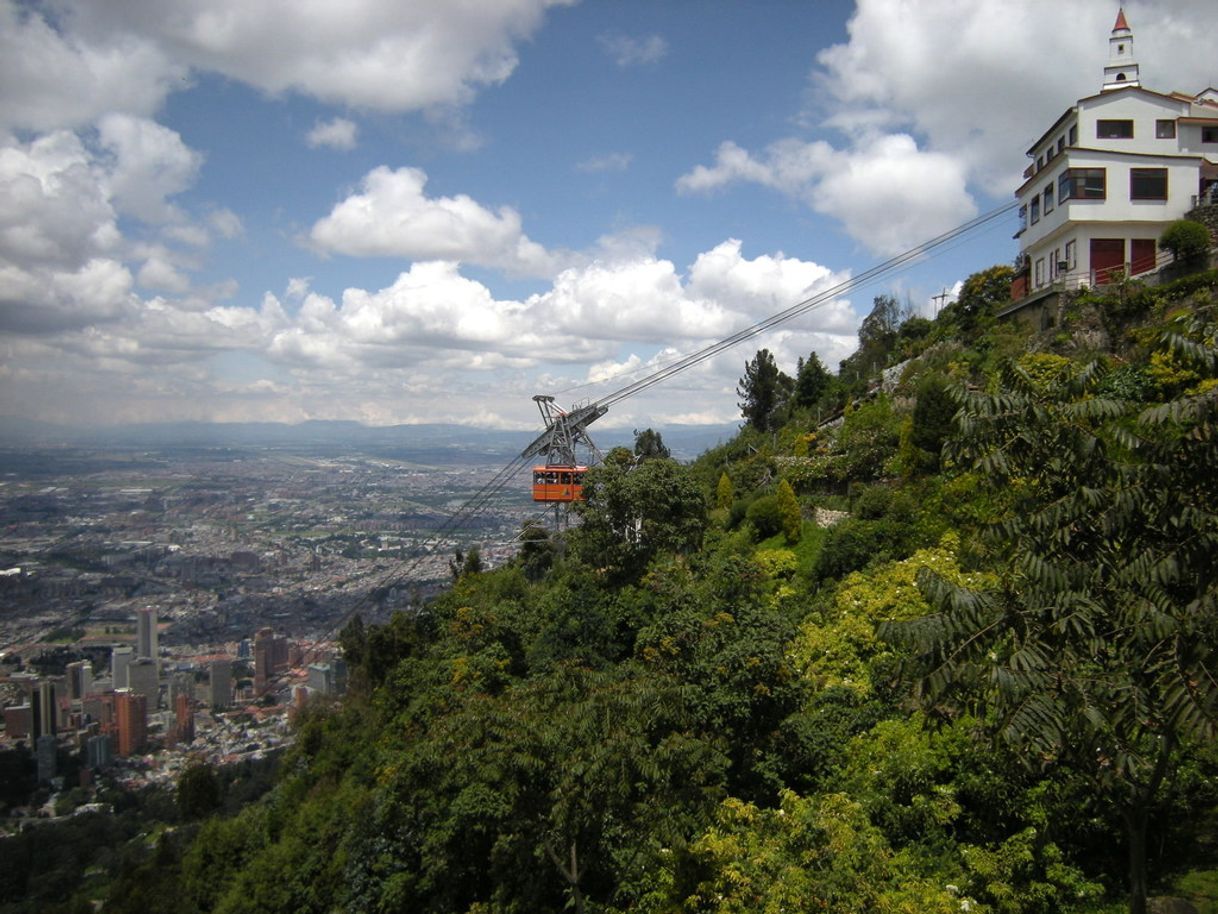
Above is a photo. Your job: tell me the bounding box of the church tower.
[1102,8,1140,91]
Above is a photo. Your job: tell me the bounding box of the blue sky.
[0,0,1212,432]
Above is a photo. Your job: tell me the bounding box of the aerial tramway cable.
[289,199,1019,673]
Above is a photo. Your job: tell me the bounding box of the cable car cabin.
[532,465,587,503]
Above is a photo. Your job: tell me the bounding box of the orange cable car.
[531,465,587,503]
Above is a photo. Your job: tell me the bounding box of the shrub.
[1160,219,1212,263]
[746,494,783,539]
[776,479,802,544]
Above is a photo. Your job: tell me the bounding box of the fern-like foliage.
[883,316,1218,913]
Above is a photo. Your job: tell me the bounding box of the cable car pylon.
[521,395,607,526]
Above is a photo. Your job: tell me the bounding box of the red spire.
[1114,8,1129,31]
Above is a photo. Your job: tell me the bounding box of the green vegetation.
[1161,219,1213,264]
[71,267,1218,914]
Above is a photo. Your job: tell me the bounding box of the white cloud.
[165,223,211,247]
[678,136,976,256]
[137,255,191,293]
[309,165,557,276]
[306,117,358,151]
[0,131,118,268]
[0,257,136,334]
[207,207,244,239]
[686,239,856,333]
[576,152,633,173]
[0,1,183,133]
[60,0,575,112]
[96,114,203,224]
[598,32,668,67]
[814,0,1217,194]
[285,277,311,301]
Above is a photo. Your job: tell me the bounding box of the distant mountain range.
[0,417,739,462]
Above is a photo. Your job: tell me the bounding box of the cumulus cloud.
[309,165,557,275]
[814,0,1217,193]
[598,32,668,67]
[60,0,574,112]
[96,114,203,223]
[0,1,183,134]
[0,237,858,426]
[679,136,975,256]
[0,131,119,267]
[0,257,136,334]
[136,254,191,294]
[306,117,358,151]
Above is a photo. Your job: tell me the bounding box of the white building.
[1013,9,1218,298]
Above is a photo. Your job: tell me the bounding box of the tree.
[663,790,962,914]
[449,547,484,580]
[632,427,671,460]
[792,352,831,410]
[1160,219,1212,263]
[839,294,901,387]
[715,472,734,511]
[178,762,222,820]
[775,479,801,544]
[907,374,957,473]
[737,349,792,431]
[571,456,707,581]
[932,264,1016,339]
[518,521,556,582]
[882,337,1218,914]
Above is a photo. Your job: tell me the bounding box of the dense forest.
[12,263,1218,914]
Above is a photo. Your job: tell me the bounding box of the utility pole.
[931,289,951,316]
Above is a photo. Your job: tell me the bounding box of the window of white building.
[1130,168,1168,200]
[1060,168,1106,200]
[1097,119,1134,139]
[1156,119,1177,139]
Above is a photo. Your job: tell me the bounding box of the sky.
[1,0,1213,434]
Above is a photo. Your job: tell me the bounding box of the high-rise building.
[136,607,159,664]
[37,679,56,737]
[254,628,273,693]
[86,733,113,770]
[209,659,232,709]
[174,691,195,744]
[254,627,293,695]
[3,704,32,739]
[111,645,134,690]
[114,689,147,756]
[66,660,92,700]
[36,733,57,783]
[82,692,114,728]
[127,658,159,714]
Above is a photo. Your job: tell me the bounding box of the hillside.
[14,265,1218,914]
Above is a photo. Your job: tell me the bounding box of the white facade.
[1015,11,1218,296]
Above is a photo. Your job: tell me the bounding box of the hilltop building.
[1011,9,1218,303]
